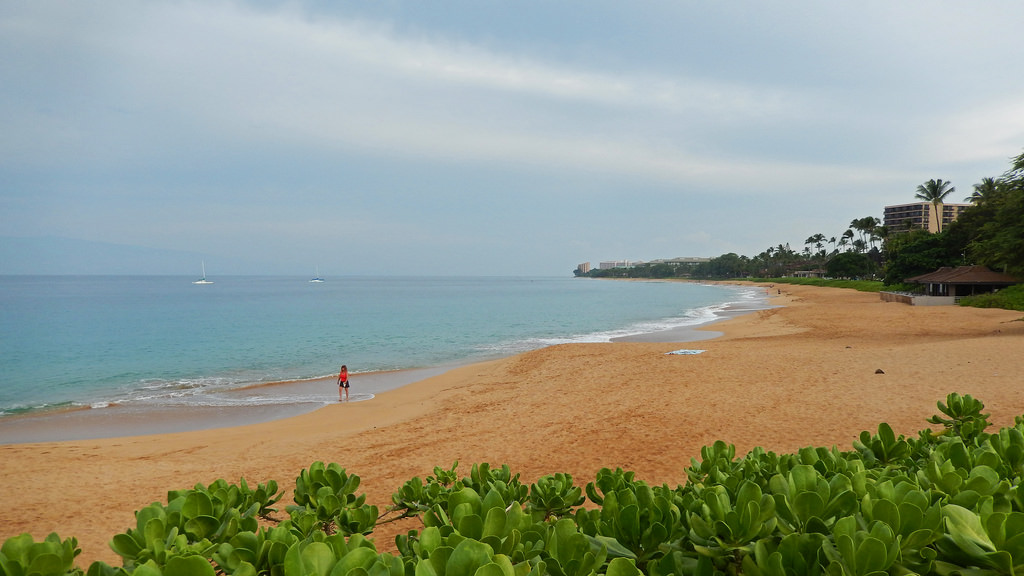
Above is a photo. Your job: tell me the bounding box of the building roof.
[906,265,1020,285]
[884,202,971,209]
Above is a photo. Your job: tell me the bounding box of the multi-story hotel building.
[883,202,971,233]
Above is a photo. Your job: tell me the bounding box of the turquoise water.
[0,276,762,417]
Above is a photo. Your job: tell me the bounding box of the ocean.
[0,275,766,438]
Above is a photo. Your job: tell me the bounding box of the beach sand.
[2,283,1023,567]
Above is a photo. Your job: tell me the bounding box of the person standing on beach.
[337,365,349,401]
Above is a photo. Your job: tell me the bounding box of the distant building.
[792,270,824,278]
[647,257,711,267]
[576,262,591,274]
[599,260,633,269]
[884,202,970,233]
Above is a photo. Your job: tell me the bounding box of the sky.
[2,1,1024,276]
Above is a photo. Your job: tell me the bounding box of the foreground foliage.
[5,393,1024,576]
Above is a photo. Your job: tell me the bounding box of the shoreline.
[611,292,777,343]
[0,365,455,444]
[3,283,1023,568]
[0,286,770,445]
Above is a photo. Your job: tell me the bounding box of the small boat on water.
[309,266,324,283]
[193,261,213,285]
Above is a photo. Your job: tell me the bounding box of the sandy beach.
[2,283,1023,567]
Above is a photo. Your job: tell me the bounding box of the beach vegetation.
[926,393,991,442]
[578,148,1024,305]
[287,461,379,536]
[958,284,1024,312]
[881,229,961,285]
[824,252,872,280]
[747,277,885,293]
[11,393,1024,576]
[527,473,585,521]
[0,532,80,576]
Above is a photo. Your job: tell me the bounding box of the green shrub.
[0,533,82,576]
[959,284,1024,311]
[748,277,885,292]
[10,393,1024,576]
[287,462,378,536]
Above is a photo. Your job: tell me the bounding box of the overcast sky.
[2,1,1023,276]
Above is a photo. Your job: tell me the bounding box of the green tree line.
[576,149,1024,286]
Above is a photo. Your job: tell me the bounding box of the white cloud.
[35,1,819,185]
[926,99,1024,167]
[4,0,1024,273]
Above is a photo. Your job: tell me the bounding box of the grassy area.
[958,284,1024,312]
[745,277,886,292]
[746,277,1024,313]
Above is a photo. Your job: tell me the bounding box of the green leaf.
[130,559,164,576]
[446,539,493,576]
[110,534,143,559]
[474,556,519,576]
[619,504,641,542]
[429,546,454,576]
[304,542,339,576]
[481,489,507,516]
[867,498,900,531]
[878,423,896,449]
[419,526,442,557]
[482,507,507,539]
[587,535,635,560]
[790,465,819,493]
[233,561,259,576]
[142,517,167,549]
[942,504,998,563]
[473,563,507,576]
[414,557,439,576]
[330,547,379,576]
[25,552,64,575]
[184,516,220,541]
[793,492,825,524]
[182,491,215,520]
[605,557,641,576]
[457,514,484,541]
[1,533,33,563]
[449,489,483,518]
[136,505,167,534]
[164,555,217,576]
[284,542,306,576]
[857,537,891,574]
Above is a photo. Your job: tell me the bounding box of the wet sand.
[0,366,453,444]
[1,283,1022,568]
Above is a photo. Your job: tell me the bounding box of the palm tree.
[849,217,880,250]
[804,233,826,262]
[966,177,998,204]
[839,229,854,252]
[915,178,955,232]
[810,233,826,257]
[870,225,888,251]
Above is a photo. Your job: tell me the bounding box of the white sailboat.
[193,261,213,285]
[309,266,325,283]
